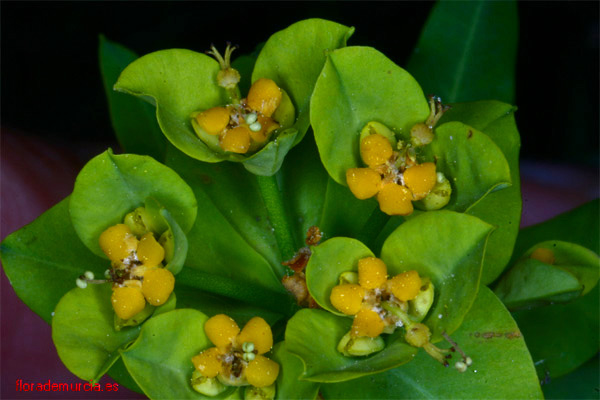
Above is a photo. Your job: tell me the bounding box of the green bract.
[311,46,429,184]
[114,19,354,176]
[440,100,522,285]
[69,149,197,259]
[52,284,143,382]
[310,46,512,215]
[287,211,493,382]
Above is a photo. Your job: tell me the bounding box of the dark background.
[1,1,599,167]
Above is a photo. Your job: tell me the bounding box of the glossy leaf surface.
[52,284,141,382]
[441,101,521,284]
[70,150,197,258]
[495,240,599,310]
[321,287,542,399]
[253,18,354,146]
[280,132,376,244]
[510,201,600,379]
[407,0,518,104]
[311,46,429,185]
[0,198,107,323]
[164,145,285,291]
[512,285,599,379]
[121,309,218,399]
[285,309,417,382]
[381,210,493,340]
[271,342,320,400]
[99,35,166,161]
[424,121,511,212]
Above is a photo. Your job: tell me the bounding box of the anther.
[249,122,262,132]
[75,278,88,289]
[455,361,467,373]
[245,113,258,125]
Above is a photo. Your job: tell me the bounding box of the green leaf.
[321,287,543,399]
[164,145,285,291]
[114,49,229,163]
[424,121,512,212]
[99,35,166,161]
[280,132,377,243]
[121,309,217,399]
[271,342,320,400]
[407,0,518,104]
[52,284,141,382]
[440,101,521,284]
[305,237,374,314]
[381,211,494,340]
[285,309,416,382]
[69,150,197,258]
[0,198,107,323]
[253,18,354,146]
[509,202,600,379]
[513,284,599,379]
[495,241,600,311]
[542,355,600,399]
[311,46,430,185]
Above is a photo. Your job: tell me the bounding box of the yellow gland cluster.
[99,223,174,320]
[330,257,426,340]
[346,97,451,216]
[193,78,283,154]
[191,314,279,396]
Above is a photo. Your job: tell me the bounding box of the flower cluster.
[346,97,452,215]
[97,208,175,322]
[191,314,279,398]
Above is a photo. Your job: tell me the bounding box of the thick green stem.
[256,174,298,262]
[356,206,390,249]
[176,269,297,316]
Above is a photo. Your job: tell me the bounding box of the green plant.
[2,3,598,399]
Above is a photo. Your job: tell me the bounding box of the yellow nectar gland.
[351,309,385,338]
[245,355,280,388]
[330,284,365,315]
[249,114,280,144]
[247,78,282,118]
[196,107,230,135]
[390,270,422,301]
[360,134,393,168]
[137,233,165,268]
[204,314,240,351]
[141,268,175,305]
[111,286,146,320]
[220,126,251,154]
[530,248,555,265]
[99,224,138,262]
[346,168,382,200]
[236,317,273,355]
[192,347,223,378]
[403,162,437,200]
[377,183,414,216]
[358,257,388,289]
